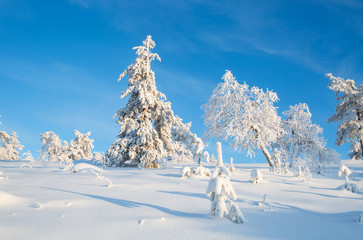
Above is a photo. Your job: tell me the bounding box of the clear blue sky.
[1,0,362,163]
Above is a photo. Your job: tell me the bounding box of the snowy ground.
[1,160,362,240]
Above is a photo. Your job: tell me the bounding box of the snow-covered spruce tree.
[68,130,94,161]
[203,70,282,167]
[105,36,203,168]
[206,142,245,223]
[276,103,340,171]
[327,73,363,160]
[39,131,69,162]
[0,131,24,160]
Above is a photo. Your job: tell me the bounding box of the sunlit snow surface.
[0,160,362,240]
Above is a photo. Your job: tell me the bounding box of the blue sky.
[0,0,362,163]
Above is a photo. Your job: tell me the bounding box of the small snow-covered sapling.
[337,165,360,193]
[206,142,245,223]
[251,169,264,184]
[295,166,304,179]
[181,166,192,177]
[229,157,237,174]
[338,165,351,183]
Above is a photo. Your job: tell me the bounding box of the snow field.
[0,160,362,240]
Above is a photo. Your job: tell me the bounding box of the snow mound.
[0,191,25,207]
[72,163,103,173]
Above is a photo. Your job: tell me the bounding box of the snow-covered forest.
[1,35,363,239]
[1,1,363,238]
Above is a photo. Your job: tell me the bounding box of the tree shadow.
[281,189,362,200]
[158,190,207,199]
[43,187,208,218]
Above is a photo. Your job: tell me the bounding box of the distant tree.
[39,131,69,162]
[203,70,282,167]
[276,103,340,171]
[68,130,94,160]
[0,131,23,160]
[105,36,203,168]
[327,73,363,160]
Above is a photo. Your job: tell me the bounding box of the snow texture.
[0,160,362,239]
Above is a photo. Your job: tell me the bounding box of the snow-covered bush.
[105,36,203,168]
[0,131,24,160]
[20,150,36,168]
[251,169,264,184]
[295,166,304,179]
[206,142,245,223]
[68,130,94,161]
[181,166,192,177]
[229,157,237,174]
[271,148,283,173]
[327,73,363,160]
[92,151,105,165]
[39,131,69,162]
[337,165,359,193]
[203,70,283,167]
[203,151,210,163]
[40,130,96,163]
[209,153,217,163]
[192,162,211,177]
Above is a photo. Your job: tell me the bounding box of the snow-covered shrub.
[209,154,217,163]
[206,142,245,223]
[71,163,113,187]
[181,166,192,177]
[295,166,304,179]
[251,169,264,184]
[271,148,282,173]
[68,130,94,161]
[229,157,237,174]
[92,151,105,165]
[105,36,204,168]
[337,165,360,193]
[0,131,24,160]
[20,150,35,168]
[192,164,211,177]
[39,131,69,162]
[203,70,283,167]
[338,165,351,183]
[203,151,210,163]
[327,73,363,160]
[258,194,273,211]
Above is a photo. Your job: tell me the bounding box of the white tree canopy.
[203,70,282,166]
[276,103,340,170]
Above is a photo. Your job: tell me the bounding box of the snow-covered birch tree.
[327,73,363,160]
[105,36,203,168]
[276,103,340,170]
[202,70,282,167]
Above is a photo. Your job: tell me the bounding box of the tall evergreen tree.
[105,36,203,168]
[327,73,363,160]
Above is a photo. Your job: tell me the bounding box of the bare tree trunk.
[260,144,273,167]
